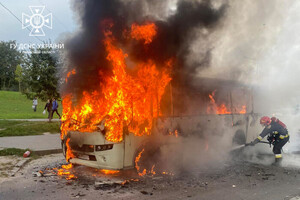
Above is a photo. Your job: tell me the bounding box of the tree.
[15,65,22,92]
[0,41,23,90]
[22,46,60,101]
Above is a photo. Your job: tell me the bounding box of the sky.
[0,0,77,44]
[1,0,300,108]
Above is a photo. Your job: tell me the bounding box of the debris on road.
[140,190,153,195]
[32,172,42,177]
[23,151,31,158]
[94,180,125,190]
[10,158,30,177]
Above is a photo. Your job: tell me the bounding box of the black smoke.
[61,0,227,97]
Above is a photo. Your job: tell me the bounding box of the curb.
[10,158,30,177]
[9,149,62,177]
[32,149,62,156]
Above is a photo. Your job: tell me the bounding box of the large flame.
[61,21,172,144]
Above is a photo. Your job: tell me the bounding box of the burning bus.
[59,8,261,171]
[60,74,260,170]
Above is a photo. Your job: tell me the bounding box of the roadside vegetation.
[0,120,60,137]
[0,41,61,101]
[0,91,62,119]
[0,148,32,157]
[0,148,39,159]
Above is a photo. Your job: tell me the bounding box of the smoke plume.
[61,0,228,97]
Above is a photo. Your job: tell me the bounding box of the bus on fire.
[60,78,262,170]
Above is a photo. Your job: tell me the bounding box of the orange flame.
[216,104,231,114]
[208,91,216,104]
[130,23,157,44]
[150,165,156,175]
[65,138,75,161]
[65,69,76,83]
[61,163,73,170]
[169,130,179,137]
[239,105,246,114]
[135,149,157,176]
[135,149,147,176]
[99,169,120,175]
[61,21,172,145]
[54,164,76,180]
[162,171,174,176]
[66,174,76,180]
[207,90,246,114]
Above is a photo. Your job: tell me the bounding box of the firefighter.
[251,116,289,165]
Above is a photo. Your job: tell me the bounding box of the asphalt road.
[0,134,61,151]
[0,152,300,200]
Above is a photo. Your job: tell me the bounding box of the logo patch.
[22,6,52,37]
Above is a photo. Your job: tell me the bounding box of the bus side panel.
[123,134,149,168]
[156,115,245,139]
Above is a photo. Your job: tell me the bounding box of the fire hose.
[246,141,270,146]
[232,141,270,151]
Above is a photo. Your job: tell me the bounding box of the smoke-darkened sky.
[61,0,228,97]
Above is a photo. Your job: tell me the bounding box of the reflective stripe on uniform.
[273,131,278,135]
[275,154,282,158]
[279,134,289,139]
[257,136,263,141]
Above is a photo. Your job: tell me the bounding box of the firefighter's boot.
[272,158,282,166]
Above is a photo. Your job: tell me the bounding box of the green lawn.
[0,148,39,158]
[0,91,62,119]
[0,148,31,156]
[0,120,60,137]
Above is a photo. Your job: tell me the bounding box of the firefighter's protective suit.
[251,117,289,163]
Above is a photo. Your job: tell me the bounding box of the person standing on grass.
[44,99,52,121]
[32,96,38,112]
[50,97,61,121]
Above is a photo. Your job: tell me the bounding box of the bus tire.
[133,143,161,174]
[61,139,67,158]
[232,129,246,145]
[61,138,78,166]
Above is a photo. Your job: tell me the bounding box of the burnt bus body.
[61,78,261,170]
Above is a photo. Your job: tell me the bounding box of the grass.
[0,120,25,128]
[0,148,38,158]
[0,120,60,137]
[0,91,62,119]
[0,148,31,156]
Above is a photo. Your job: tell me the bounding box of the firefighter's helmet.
[260,116,271,126]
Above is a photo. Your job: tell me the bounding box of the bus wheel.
[61,138,78,166]
[133,145,161,175]
[61,139,67,158]
[232,130,246,145]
